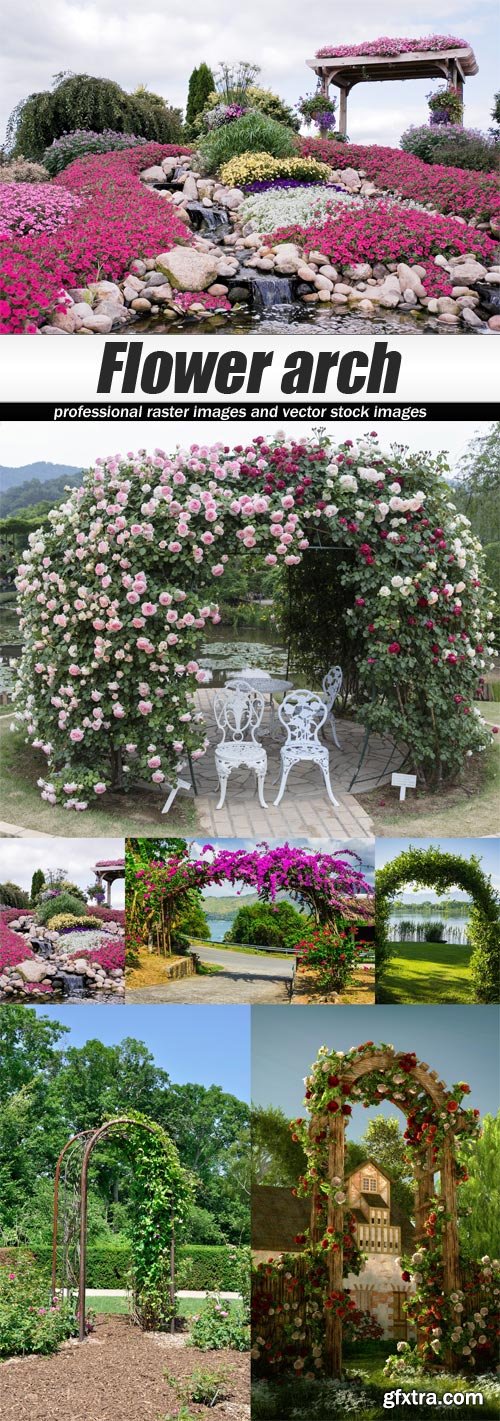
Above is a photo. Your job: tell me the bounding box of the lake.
[389,909,471,945]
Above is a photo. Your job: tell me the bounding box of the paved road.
[126,944,293,1004]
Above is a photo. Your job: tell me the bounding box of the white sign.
[391,772,417,801]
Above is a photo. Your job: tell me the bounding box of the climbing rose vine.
[14,434,495,807]
[315,36,469,58]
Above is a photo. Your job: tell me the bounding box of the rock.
[451,285,476,297]
[51,311,80,333]
[197,179,216,198]
[307,249,329,264]
[461,307,485,328]
[402,290,418,306]
[318,264,339,281]
[314,275,333,291]
[228,286,251,303]
[372,275,401,308]
[223,188,245,209]
[436,297,460,314]
[339,167,362,191]
[130,259,147,276]
[488,315,500,330]
[131,298,152,312]
[78,311,114,333]
[434,255,450,269]
[372,263,389,280]
[334,282,354,295]
[155,247,218,291]
[182,174,199,201]
[438,313,460,324]
[123,284,141,303]
[207,283,229,296]
[72,958,91,974]
[150,284,177,303]
[161,157,178,176]
[146,271,172,287]
[215,260,240,278]
[344,262,372,280]
[88,280,124,304]
[124,274,145,292]
[140,165,168,184]
[242,232,262,249]
[40,325,69,335]
[357,299,375,314]
[397,263,426,298]
[330,293,348,304]
[17,960,49,983]
[94,301,135,328]
[448,258,487,282]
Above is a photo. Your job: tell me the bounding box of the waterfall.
[246,273,295,311]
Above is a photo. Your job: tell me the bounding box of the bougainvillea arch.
[252,1042,497,1380]
[376,846,500,1003]
[128,842,374,957]
[15,434,495,809]
[51,1113,192,1340]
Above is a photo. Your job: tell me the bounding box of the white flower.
[379,586,391,597]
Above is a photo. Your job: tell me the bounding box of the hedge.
[29,1241,246,1290]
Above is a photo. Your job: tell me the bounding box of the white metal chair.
[322,665,343,748]
[214,678,268,809]
[274,689,339,807]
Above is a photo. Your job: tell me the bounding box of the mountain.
[0,462,81,492]
[0,464,84,518]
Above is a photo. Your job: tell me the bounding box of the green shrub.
[0,882,31,908]
[47,913,104,931]
[0,157,48,182]
[7,74,182,160]
[33,1238,132,1288]
[228,901,307,950]
[36,894,89,925]
[400,123,498,172]
[246,86,300,132]
[186,63,216,133]
[198,112,296,174]
[43,129,149,175]
[423,920,446,942]
[0,1258,77,1357]
[164,1363,232,1407]
[190,1297,250,1351]
[176,1245,248,1292]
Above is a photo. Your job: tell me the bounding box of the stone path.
[166,693,396,840]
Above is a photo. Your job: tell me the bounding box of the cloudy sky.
[0,420,491,474]
[1,0,497,148]
[0,836,125,904]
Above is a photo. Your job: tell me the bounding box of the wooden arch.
[306,44,478,136]
[308,1051,461,1377]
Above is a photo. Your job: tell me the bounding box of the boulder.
[140,165,168,184]
[182,175,199,201]
[344,262,372,280]
[88,280,124,304]
[488,315,500,330]
[397,263,426,299]
[223,188,245,209]
[461,307,485,328]
[78,311,114,333]
[17,960,49,983]
[448,258,487,283]
[155,248,218,291]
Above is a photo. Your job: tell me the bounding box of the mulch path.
[0,1315,250,1421]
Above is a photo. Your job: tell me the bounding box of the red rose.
[327,1100,340,1112]
[401,1271,411,1282]
[328,1075,340,1087]
[388,641,401,654]
[341,1104,352,1116]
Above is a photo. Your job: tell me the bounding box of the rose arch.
[14,434,495,811]
[128,842,374,957]
[51,1112,192,1340]
[376,846,500,1003]
[252,1042,496,1380]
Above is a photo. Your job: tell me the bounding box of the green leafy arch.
[376,846,500,1002]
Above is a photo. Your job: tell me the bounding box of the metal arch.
[51,1130,94,1298]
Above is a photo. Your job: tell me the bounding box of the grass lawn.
[364,703,499,838]
[377,940,473,1004]
[91,1295,130,1315]
[191,939,291,960]
[90,1294,240,1318]
[252,1344,500,1419]
[0,719,196,837]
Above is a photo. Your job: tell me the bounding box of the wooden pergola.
[92,856,125,907]
[306,44,478,136]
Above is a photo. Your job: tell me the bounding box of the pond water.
[136,305,474,337]
[198,623,287,688]
[389,909,470,945]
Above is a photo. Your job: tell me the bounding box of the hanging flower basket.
[428,86,463,126]
[298,93,337,132]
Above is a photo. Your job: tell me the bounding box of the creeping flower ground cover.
[0,914,33,970]
[0,184,81,241]
[0,143,193,333]
[266,205,497,296]
[14,435,496,806]
[315,35,469,57]
[240,185,362,232]
[299,137,500,225]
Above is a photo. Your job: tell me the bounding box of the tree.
[186,63,215,130]
[228,900,307,949]
[0,1005,67,1098]
[0,882,30,908]
[251,1105,307,1186]
[359,1116,415,1217]
[7,73,182,159]
[30,869,45,904]
[458,1113,500,1260]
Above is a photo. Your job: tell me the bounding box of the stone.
[146,284,172,303]
[372,263,389,280]
[155,247,218,291]
[357,299,375,314]
[318,264,339,281]
[448,258,487,282]
[51,311,80,333]
[197,179,216,198]
[317,289,332,302]
[296,263,317,282]
[124,274,145,292]
[40,325,69,335]
[461,307,485,328]
[88,280,124,305]
[344,262,372,280]
[215,260,240,278]
[17,960,49,983]
[314,275,333,291]
[402,290,418,306]
[131,298,152,312]
[207,283,229,296]
[334,283,354,295]
[228,286,251,303]
[243,232,263,248]
[123,284,141,304]
[397,263,426,298]
[307,249,329,264]
[340,167,362,191]
[438,313,460,324]
[451,285,476,297]
[94,301,135,327]
[140,165,168,184]
[488,315,500,330]
[436,297,460,314]
[330,293,348,304]
[223,188,245,209]
[455,294,479,309]
[146,271,172,287]
[254,257,275,271]
[372,276,401,308]
[78,311,113,333]
[182,174,199,201]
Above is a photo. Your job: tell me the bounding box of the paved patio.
[168,690,403,842]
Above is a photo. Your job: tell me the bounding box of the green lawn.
[253,1345,500,1420]
[377,940,474,1005]
[0,719,195,836]
[366,703,499,838]
[191,939,290,960]
[90,1294,240,1318]
[91,1295,130,1315]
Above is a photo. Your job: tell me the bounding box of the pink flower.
[212,564,224,577]
[138,700,152,715]
[93,782,106,794]
[69,728,84,742]
[112,704,125,717]
[141,602,156,616]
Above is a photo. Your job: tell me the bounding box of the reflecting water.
[199,624,287,688]
[389,909,470,945]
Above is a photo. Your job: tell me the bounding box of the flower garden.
[0,871,125,1001]
[1,53,499,333]
[11,433,497,822]
[126,841,375,1003]
[251,1038,500,1418]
